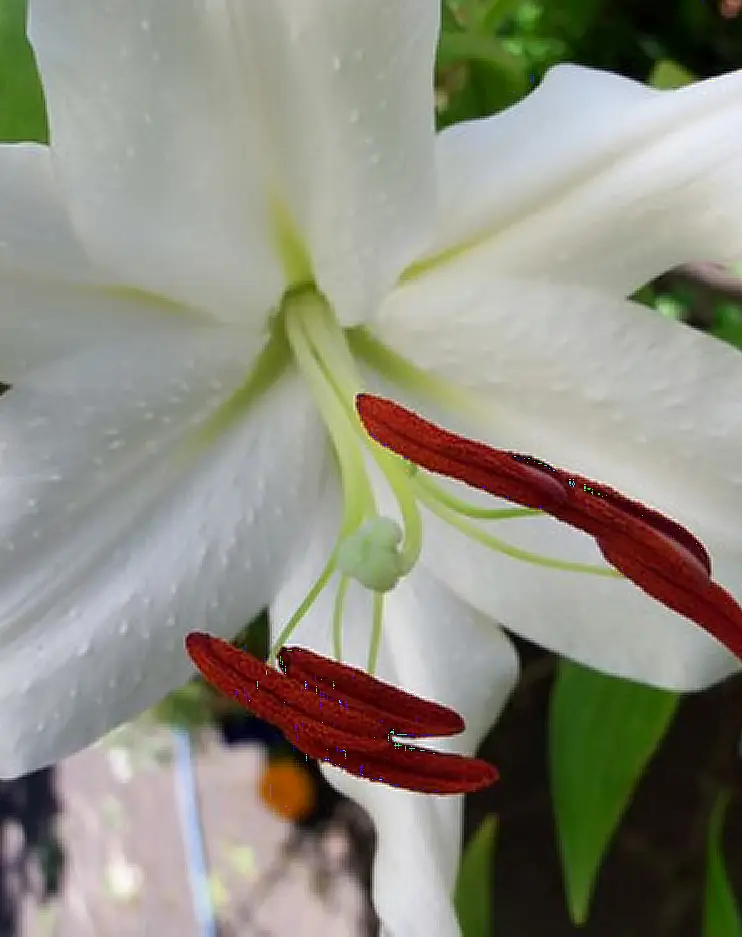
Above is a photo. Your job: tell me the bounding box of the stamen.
[278,645,465,737]
[187,632,386,739]
[292,726,498,795]
[367,590,384,674]
[185,633,493,795]
[332,574,350,661]
[267,549,339,666]
[541,468,711,583]
[357,393,568,512]
[599,539,742,660]
[412,470,542,521]
[356,395,742,663]
[414,479,621,578]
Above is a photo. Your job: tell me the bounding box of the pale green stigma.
[336,517,408,592]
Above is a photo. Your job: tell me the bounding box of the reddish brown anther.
[278,645,465,737]
[185,633,497,795]
[356,393,742,663]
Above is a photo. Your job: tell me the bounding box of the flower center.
[256,288,619,673]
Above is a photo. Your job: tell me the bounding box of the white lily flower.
[2,1,742,933]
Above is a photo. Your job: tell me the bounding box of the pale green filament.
[368,591,384,674]
[411,471,543,521]
[415,482,622,578]
[268,549,339,667]
[333,575,350,661]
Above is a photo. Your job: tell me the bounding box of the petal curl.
[271,482,518,937]
[421,64,742,294]
[0,144,100,284]
[373,269,742,687]
[0,331,325,776]
[28,0,283,321]
[224,0,438,325]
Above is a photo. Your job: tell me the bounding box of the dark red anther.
[356,394,742,664]
[185,633,496,795]
[278,645,465,738]
[294,725,498,795]
[357,392,568,513]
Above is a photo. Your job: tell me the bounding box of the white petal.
[0,144,101,283]
[0,331,325,776]
[28,0,283,321]
[226,0,438,325]
[0,277,210,382]
[378,270,742,551]
[271,483,518,937]
[423,64,742,294]
[374,268,742,688]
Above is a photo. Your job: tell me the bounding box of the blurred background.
[3,0,742,935]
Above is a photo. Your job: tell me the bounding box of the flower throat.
[256,289,622,672]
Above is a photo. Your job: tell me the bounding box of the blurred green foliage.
[704,794,742,937]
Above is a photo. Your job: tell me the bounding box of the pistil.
[267,292,423,670]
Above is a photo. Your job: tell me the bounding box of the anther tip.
[468,761,500,793]
[184,631,211,661]
[355,392,386,423]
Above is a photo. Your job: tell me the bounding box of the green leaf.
[704,793,742,937]
[454,814,497,937]
[0,0,48,143]
[549,660,680,924]
[648,59,695,90]
[713,303,742,351]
